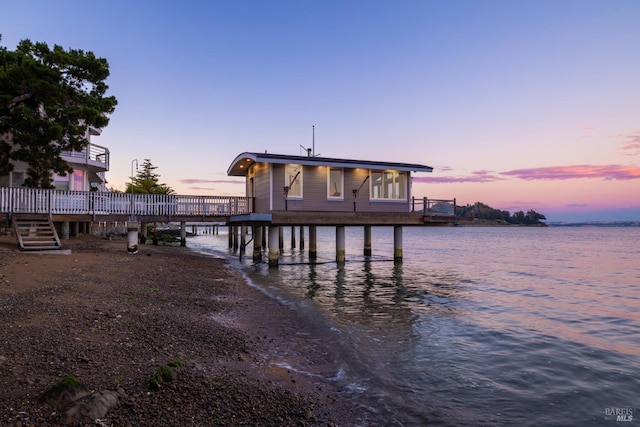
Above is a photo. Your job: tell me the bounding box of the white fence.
[0,188,252,218]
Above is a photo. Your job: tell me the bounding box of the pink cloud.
[414,170,503,184]
[435,165,454,172]
[620,134,640,155]
[501,165,640,180]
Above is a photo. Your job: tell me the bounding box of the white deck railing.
[411,197,456,216]
[0,188,252,218]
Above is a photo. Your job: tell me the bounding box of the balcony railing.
[0,188,252,218]
[61,142,110,171]
[411,197,456,216]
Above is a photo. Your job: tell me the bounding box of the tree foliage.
[0,36,117,188]
[126,159,175,194]
[457,202,546,225]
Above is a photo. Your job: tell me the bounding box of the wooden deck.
[229,211,458,226]
[1,188,457,226]
[0,188,251,223]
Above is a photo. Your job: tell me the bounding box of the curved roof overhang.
[227,152,433,177]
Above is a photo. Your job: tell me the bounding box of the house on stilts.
[226,151,457,266]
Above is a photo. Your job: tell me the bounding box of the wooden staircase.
[12,215,62,251]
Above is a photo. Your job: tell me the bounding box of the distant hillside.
[547,221,640,227]
[456,202,546,225]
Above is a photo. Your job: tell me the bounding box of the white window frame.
[327,167,344,200]
[370,170,407,201]
[285,164,303,199]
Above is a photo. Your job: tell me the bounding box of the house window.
[53,173,69,191]
[285,164,303,198]
[73,170,84,191]
[370,171,407,200]
[327,168,343,199]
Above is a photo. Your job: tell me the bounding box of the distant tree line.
[456,202,546,225]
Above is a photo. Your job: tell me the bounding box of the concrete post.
[268,226,280,267]
[394,225,403,263]
[309,226,317,260]
[364,225,372,257]
[127,221,139,254]
[336,226,346,264]
[60,221,70,240]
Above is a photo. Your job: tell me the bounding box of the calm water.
[189,226,640,426]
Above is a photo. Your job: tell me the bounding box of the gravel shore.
[0,235,365,426]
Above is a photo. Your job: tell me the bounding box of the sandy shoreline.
[0,235,365,426]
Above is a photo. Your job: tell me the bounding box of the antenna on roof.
[300,126,320,157]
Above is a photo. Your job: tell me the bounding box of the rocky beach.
[0,235,364,426]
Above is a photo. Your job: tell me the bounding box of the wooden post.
[253,226,263,262]
[228,225,233,248]
[309,226,317,260]
[394,225,403,263]
[290,225,296,249]
[299,226,305,249]
[70,222,78,237]
[279,227,284,250]
[336,226,346,264]
[268,226,280,267]
[140,221,147,244]
[233,225,239,252]
[364,225,372,257]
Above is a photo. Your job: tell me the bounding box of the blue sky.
[2,0,639,222]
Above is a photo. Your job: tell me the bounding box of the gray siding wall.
[251,162,272,212]
[258,164,410,213]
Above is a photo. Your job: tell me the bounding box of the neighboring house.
[227,151,433,213]
[0,125,109,191]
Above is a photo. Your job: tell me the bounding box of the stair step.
[12,216,62,251]
[21,246,61,251]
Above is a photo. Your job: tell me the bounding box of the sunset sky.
[2,0,639,222]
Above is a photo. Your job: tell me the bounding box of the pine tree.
[126,159,174,194]
[0,37,117,187]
